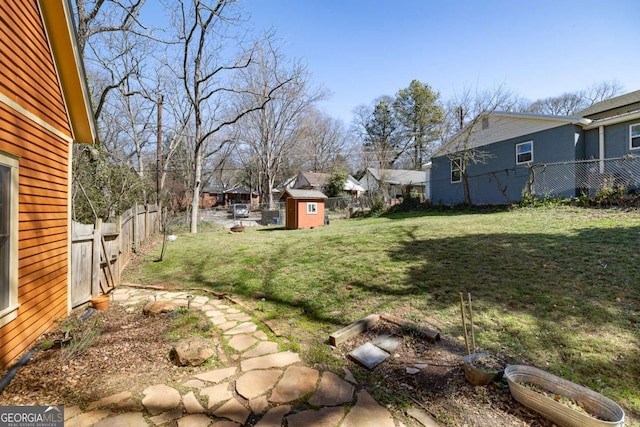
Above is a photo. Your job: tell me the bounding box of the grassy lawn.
[124,206,640,418]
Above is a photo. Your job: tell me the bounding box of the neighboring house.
[0,0,97,368]
[359,168,427,202]
[282,189,327,229]
[292,171,365,197]
[224,187,259,205]
[200,186,225,208]
[429,90,640,205]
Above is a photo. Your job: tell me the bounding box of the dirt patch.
[333,320,557,426]
[0,303,214,408]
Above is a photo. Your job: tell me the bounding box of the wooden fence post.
[132,204,139,251]
[92,219,102,297]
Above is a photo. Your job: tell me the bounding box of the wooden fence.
[70,204,160,308]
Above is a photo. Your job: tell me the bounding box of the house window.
[516,141,533,164]
[451,158,463,183]
[306,202,318,214]
[630,124,640,150]
[0,153,19,328]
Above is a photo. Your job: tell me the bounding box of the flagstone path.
[63,286,420,426]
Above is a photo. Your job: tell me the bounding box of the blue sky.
[236,0,638,124]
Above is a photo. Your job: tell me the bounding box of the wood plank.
[380,313,441,343]
[329,314,379,346]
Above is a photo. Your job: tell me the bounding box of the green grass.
[124,206,640,418]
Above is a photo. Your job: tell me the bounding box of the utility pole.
[156,95,163,205]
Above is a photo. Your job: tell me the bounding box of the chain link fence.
[528,155,640,199]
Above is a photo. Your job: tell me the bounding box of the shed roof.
[284,189,328,199]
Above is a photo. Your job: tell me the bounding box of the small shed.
[282,189,328,229]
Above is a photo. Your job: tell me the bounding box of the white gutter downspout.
[599,126,605,173]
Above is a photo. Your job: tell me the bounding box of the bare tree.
[525,80,623,115]
[234,44,328,208]
[292,108,350,173]
[167,1,293,232]
[442,85,518,204]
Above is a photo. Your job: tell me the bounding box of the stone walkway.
[63,286,413,427]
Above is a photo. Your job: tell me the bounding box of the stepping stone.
[218,321,238,331]
[414,363,428,369]
[407,408,442,427]
[349,342,390,369]
[65,409,111,427]
[142,384,181,415]
[112,400,144,411]
[308,371,354,406]
[286,406,344,427]
[241,351,301,371]
[194,367,237,383]
[182,379,206,389]
[210,422,240,427]
[249,396,269,415]
[269,366,319,403]
[228,334,257,352]
[94,412,147,427]
[255,405,292,427]
[406,367,420,375]
[149,407,183,425]
[236,369,283,400]
[227,313,252,322]
[372,334,402,353]
[242,341,278,358]
[211,317,228,325]
[64,406,82,421]
[225,322,258,335]
[206,310,225,318]
[254,330,268,340]
[183,391,206,414]
[343,367,357,384]
[193,296,209,304]
[200,382,233,409]
[342,390,394,427]
[227,308,241,314]
[177,414,213,427]
[214,398,251,424]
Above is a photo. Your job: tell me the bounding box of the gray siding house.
[429,90,640,205]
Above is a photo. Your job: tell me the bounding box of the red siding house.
[282,189,327,230]
[0,0,97,368]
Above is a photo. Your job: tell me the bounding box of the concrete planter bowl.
[504,365,625,427]
[462,353,504,385]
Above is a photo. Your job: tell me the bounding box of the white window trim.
[306,202,318,214]
[516,141,533,165]
[0,152,19,328]
[630,123,640,150]
[450,158,462,183]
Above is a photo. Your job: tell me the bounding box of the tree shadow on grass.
[373,224,640,417]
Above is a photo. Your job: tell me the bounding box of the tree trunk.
[190,146,202,233]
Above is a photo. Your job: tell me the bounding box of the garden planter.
[462,353,504,385]
[91,294,110,310]
[504,365,625,427]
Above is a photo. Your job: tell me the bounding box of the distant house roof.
[293,171,365,193]
[224,187,256,195]
[202,186,225,194]
[366,168,426,185]
[283,189,328,199]
[577,90,640,118]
